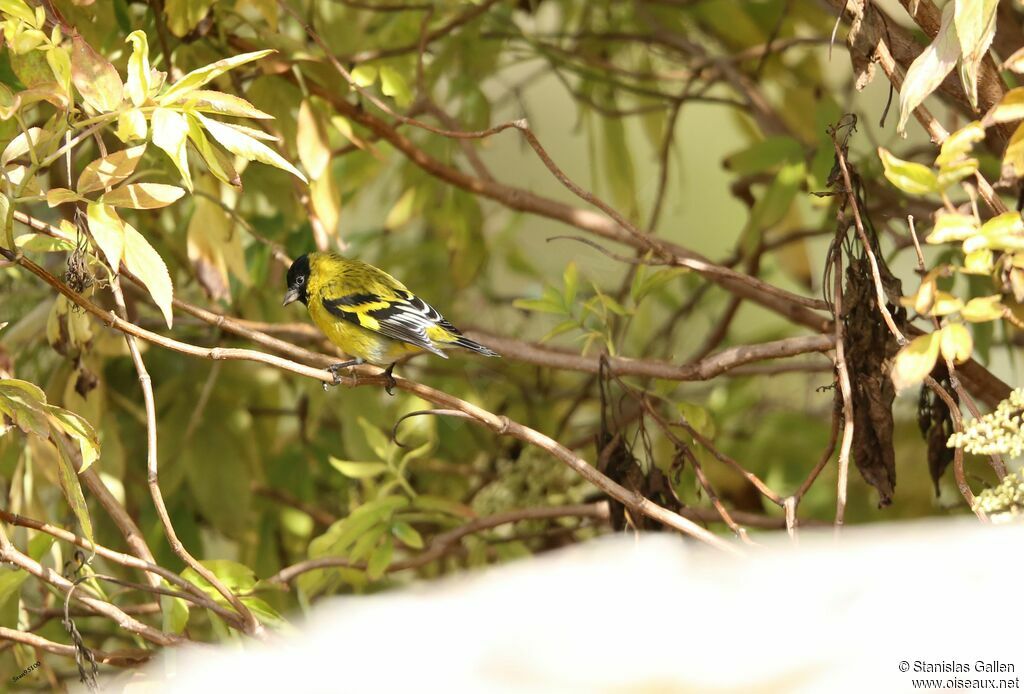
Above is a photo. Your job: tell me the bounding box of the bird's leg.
[383,363,397,396]
[323,358,363,391]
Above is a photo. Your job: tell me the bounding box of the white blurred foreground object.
[106,520,1023,693]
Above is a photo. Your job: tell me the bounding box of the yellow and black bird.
[282,252,498,393]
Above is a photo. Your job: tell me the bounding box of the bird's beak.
[282,288,300,307]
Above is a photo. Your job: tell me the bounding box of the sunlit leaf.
[123,221,174,328]
[51,433,94,544]
[125,30,151,107]
[102,182,186,209]
[953,0,998,110]
[939,323,973,363]
[878,147,938,195]
[926,213,978,244]
[897,2,959,136]
[177,89,272,119]
[198,114,306,182]
[152,107,192,190]
[78,144,147,194]
[961,295,1006,322]
[71,34,123,113]
[1,126,45,167]
[0,0,37,24]
[160,49,274,103]
[186,114,239,187]
[86,202,125,269]
[351,65,378,87]
[45,188,85,207]
[962,249,994,275]
[164,0,217,37]
[116,109,148,143]
[297,99,329,179]
[984,87,1024,125]
[379,66,411,108]
[891,332,941,392]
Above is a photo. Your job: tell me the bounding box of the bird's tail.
[451,336,499,357]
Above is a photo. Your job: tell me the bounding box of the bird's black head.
[282,254,311,307]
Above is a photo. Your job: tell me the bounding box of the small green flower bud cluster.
[947,388,1024,457]
[971,471,1024,524]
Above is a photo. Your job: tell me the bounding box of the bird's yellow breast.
[307,297,421,366]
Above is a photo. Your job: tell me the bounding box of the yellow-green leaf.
[152,107,192,190]
[115,109,148,143]
[71,34,123,113]
[175,89,272,119]
[160,49,274,103]
[891,332,940,392]
[1002,121,1024,181]
[351,65,378,87]
[939,323,973,363]
[78,144,147,194]
[926,213,978,244]
[45,406,100,471]
[328,457,387,479]
[929,291,963,316]
[366,536,393,580]
[962,248,994,275]
[198,114,307,183]
[961,295,1006,322]
[984,87,1024,125]
[0,0,36,24]
[51,432,94,544]
[86,202,125,269]
[101,182,185,209]
[185,114,239,187]
[123,221,173,328]
[45,188,85,207]
[390,521,423,550]
[379,66,412,108]
[878,147,938,195]
[125,30,151,107]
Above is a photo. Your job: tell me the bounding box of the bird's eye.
[297,276,305,285]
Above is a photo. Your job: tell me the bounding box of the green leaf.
[349,523,389,563]
[351,65,378,87]
[366,536,393,580]
[0,379,49,437]
[102,182,185,209]
[723,136,803,174]
[314,496,409,557]
[160,49,274,103]
[86,202,125,269]
[961,295,1006,322]
[0,192,12,249]
[379,66,412,108]
[122,221,174,328]
[563,261,578,306]
[328,457,387,479]
[357,416,390,460]
[198,114,307,183]
[390,521,423,550]
[78,144,147,194]
[1002,121,1024,181]
[45,405,100,471]
[152,107,193,190]
[71,34,123,113]
[182,560,257,598]
[878,147,938,196]
[163,0,217,37]
[161,592,190,634]
[897,2,959,136]
[51,432,94,545]
[125,30,151,107]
